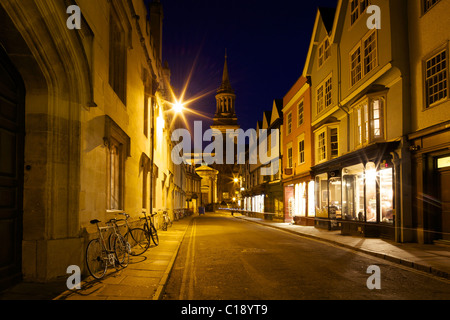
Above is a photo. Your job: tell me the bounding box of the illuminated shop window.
[380,168,394,223]
[341,162,393,224]
[437,156,450,169]
[365,162,377,223]
[315,173,328,218]
[342,163,365,221]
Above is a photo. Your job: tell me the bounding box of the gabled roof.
[262,110,272,129]
[302,1,342,77]
[270,99,283,125]
[318,7,336,34]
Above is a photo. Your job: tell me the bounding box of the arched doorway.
[0,45,25,290]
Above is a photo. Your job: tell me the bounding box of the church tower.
[209,52,240,206]
[211,52,240,133]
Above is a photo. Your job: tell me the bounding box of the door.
[439,167,450,241]
[0,47,25,289]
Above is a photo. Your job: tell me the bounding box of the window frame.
[298,134,306,165]
[318,37,332,68]
[297,100,304,127]
[349,29,378,88]
[286,111,293,135]
[423,45,449,109]
[316,73,333,115]
[352,94,386,148]
[109,3,129,105]
[287,142,293,169]
[104,116,130,211]
[315,124,339,164]
[350,0,369,26]
[363,29,378,75]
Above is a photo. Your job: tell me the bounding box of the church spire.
[217,50,234,94]
[212,50,239,132]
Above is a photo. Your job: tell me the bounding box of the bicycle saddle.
[90,219,101,224]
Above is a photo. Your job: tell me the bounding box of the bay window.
[353,94,385,147]
[315,124,339,163]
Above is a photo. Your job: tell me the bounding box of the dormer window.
[318,37,331,68]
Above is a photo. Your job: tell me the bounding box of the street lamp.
[173,101,184,114]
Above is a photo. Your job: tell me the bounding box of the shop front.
[409,120,450,244]
[283,172,315,225]
[312,142,398,239]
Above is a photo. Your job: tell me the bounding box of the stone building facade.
[0,0,176,288]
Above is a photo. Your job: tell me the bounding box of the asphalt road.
[163,212,450,300]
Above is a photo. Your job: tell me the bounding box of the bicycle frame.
[93,222,116,267]
[109,218,131,254]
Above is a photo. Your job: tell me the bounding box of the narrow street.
[163,212,450,300]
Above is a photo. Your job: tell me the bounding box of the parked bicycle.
[114,212,151,256]
[162,210,172,231]
[140,210,159,246]
[85,218,130,279]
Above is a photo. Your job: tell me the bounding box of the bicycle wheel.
[126,228,150,256]
[148,223,159,246]
[112,233,130,267]
[86,239,107,279]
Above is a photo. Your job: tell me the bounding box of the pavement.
[1,210,449,300]
[232,212,450,281]
[0,214,194,301]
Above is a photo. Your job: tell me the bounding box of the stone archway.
[0,1,94,283]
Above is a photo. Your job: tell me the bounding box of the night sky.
[161,0,338,132]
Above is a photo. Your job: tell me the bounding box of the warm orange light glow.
[174,101,184,114]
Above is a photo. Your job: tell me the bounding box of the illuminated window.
[330,128,338,159]
[380,168,394,223]
[318,131,326,162]
[365,162,377,223]
[425,49,448,108]
[104,116,130,211]
[315,173,329,218]
[353,95,385,147]
[315,125,339,163]
[437,156,450,169]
